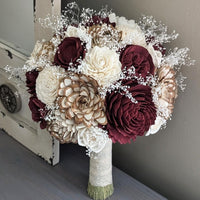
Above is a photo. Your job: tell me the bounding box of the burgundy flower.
[26,70,47,129]
[28,96,48,129]
[105,79,157,144]
[120,45,155,78]
[86,16,116,27]
[54,37,85,69]
[25,70,38,95]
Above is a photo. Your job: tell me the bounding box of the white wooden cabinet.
[0,0,61,165]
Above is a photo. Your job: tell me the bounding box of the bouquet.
[22,2,194,200]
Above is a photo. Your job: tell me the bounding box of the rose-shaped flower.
[36,66,65,106]
[57,73,107,127]
[157,65,178,118]
[47,109,78,144]
[26,70,38,95]
[28,96,48,129]
[76,124,109,153]
[105,79,156,144]
[54,37,85,69]
[82,46,121,87]
[87,24,122,49]
[64,26,87,38]
[145,65,177,136]
[120,45,155,78]
[109,14,146,46]
[27,40,55,68]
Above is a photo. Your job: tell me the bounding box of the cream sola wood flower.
[82,46,121,87]
[146,65,178,136]
[76,124,109,153]
[109,13,146,47]
[35,66,66,106]
[27,40,55,69]
[57,73,107,127]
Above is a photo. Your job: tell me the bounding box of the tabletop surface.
[0,130,167,200]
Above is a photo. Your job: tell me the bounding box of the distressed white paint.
[0,0,61,165]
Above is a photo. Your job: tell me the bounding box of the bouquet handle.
[87,139,114,200]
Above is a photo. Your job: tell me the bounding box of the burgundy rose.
[86,16,116,27]
[26,70,47,129]
[120,45,155,78]
[25,70,38,95]
[105,79,156,144]
[28,96,48,129]
[54,37,85,69]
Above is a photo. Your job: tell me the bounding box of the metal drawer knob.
[0,84,21,113]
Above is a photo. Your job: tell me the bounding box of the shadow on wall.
[62,1,200,200]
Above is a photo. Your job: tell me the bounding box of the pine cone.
[47,109,78,144]
[157,65,178,118]
[57,73,107,127]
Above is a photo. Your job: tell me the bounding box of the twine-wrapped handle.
[87,139,114,200]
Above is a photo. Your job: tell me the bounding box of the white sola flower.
[76,124,109,153]
[27,40,55,69]
[109,13,146,47]
[145,116,166,136]
[36,66,65,106]
[82,46,121,87]
[147,44,163,68]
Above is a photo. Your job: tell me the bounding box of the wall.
[0,0,34,54]
[62,1,200,199]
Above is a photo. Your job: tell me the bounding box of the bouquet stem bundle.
[88,140,113,200]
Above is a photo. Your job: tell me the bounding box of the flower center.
[78,96,89,109]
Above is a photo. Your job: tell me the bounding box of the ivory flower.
[147,44,162,68]
[36,66,65,106]
[109,14,146,46]
[77,124,109,153]
[82,46,121,87]
[145,116,165,136]
[27,40,55,68]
